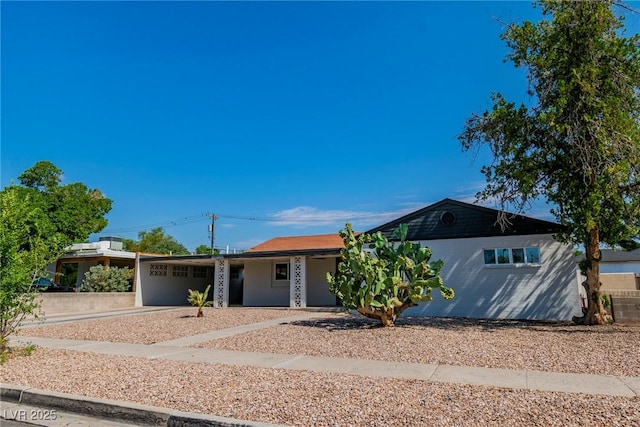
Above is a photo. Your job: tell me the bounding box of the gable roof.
[600,248,640,263]
[247,233,344,252]
[367,198,564,241]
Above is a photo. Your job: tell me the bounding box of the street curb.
[1,383,284,427]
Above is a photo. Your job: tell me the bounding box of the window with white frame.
[274,263,289,281]
[172,265,189,278]
[483,247,541,266]
[272,262,290,287]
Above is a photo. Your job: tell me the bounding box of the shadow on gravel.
[288,316,381,331]
[289,314,640,334]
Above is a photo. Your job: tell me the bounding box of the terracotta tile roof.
[247,233,345,253]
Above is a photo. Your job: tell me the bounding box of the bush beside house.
[79,265,133,292]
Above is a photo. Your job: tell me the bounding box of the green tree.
[327,224,454,327]
[459,1,640,325]
[195,244,211,255]
[0,189,47,351]
[0,161,111,350]
[124,227,189,255]
[16,161,112,246]
[194,244,219,255]
[79,265,133,292]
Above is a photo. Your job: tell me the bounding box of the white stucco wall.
[306,258,337,306]
[403,234,582,321]
[243,257,338,307]
[243,259,290,306]
[138,262,212,306]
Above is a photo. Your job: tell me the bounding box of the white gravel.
[196,313,640,377]
[4,308,640,426]
[21,307,638,376]
[18,307,299,344]
[1,348,638,427]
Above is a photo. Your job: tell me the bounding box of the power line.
[101,208,405,235]
[101,213,209,234]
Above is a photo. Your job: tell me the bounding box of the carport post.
[289,256,307,308]
[213,259,229,308]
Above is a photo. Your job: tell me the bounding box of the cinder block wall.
[37,292,135,315]
[607,290,640,323]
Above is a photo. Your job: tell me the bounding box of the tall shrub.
[79,265,133,292]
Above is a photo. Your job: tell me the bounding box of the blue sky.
[3,1,638,253]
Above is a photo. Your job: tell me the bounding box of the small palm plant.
[187,285,213,317]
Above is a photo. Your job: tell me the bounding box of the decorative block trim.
[213,259,229,308]
[149,264,167,277]
[290,256,306,308]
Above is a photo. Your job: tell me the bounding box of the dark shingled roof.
[367,198,564,241]
[600,248,640,263]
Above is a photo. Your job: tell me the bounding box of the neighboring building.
[134,254,216,306]
[598,248,640,291]
[599,248,640,274]
[54,236,136,289]
[367,199,581,321]
[134,199,582,321]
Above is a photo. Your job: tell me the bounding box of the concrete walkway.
[4,308,640,426]
[19,306,187,327]
[10,334,640,398]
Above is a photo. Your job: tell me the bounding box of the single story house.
[135,234,343,308]
[134,198,582,320]
[366,198,582,320]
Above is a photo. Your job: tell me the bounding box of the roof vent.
[99,236,124,251]
[440,211,456,226]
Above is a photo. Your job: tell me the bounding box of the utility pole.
[207,213,218,255]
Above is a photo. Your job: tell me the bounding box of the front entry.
[229,266,244,305]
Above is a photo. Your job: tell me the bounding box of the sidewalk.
[19,306,186,327]
[4,308,640,425]
[10,334,640,398]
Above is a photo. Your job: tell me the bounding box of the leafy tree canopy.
[124,227,189,255]
[0,161,112,348]
[13,161,112,248]
[194,244,220,255]
[195,244,210,255]
[17,161,62,191]
[3,160,112,262]
[459,1,640,325]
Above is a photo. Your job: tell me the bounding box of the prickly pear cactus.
[327,223,454,326]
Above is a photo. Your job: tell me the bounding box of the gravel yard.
[196,313,640,377]
[4,308,640,426]
[18,307,299,344]
[1,348,638,427]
